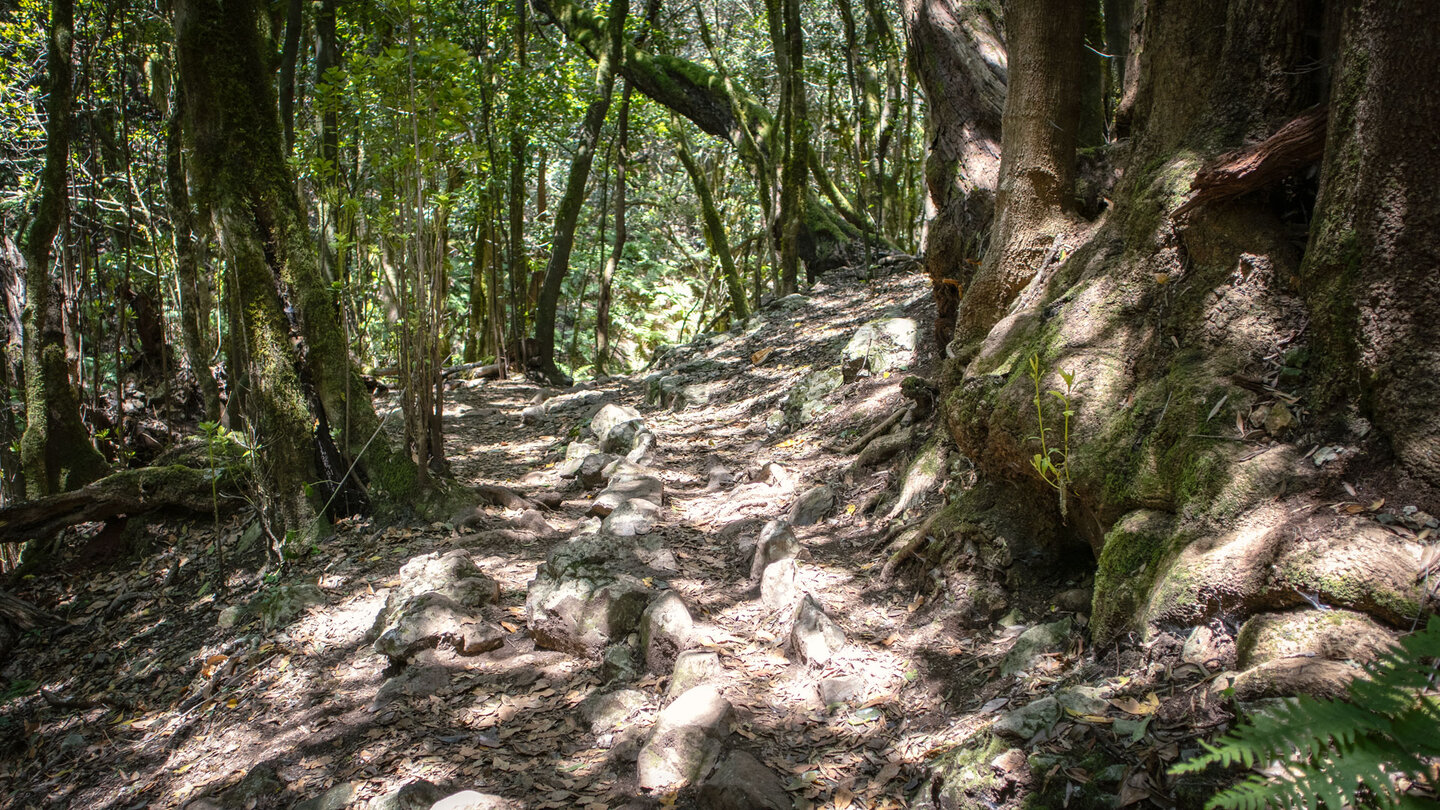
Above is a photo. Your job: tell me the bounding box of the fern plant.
[1172,615,1440,809]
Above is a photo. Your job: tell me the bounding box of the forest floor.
[0,264,1209,810]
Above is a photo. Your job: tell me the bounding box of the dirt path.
[1,264,1119,810]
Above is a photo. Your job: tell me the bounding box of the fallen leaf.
[1109,692,1160,716]
[752,347,775,365]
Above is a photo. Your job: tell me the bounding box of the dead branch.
[0,465,243,544]
[1173,106,1328,218]
[829,405,909,455]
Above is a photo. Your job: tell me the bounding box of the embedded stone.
[789,594,845,664]
[789,485,836,526]
[636,685,733,791]
[604,498,663,537]
[641,591,695,674]
[750,519,800,580]
[591,475,665,516]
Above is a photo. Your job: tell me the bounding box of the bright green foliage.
[1027,353,1076,515]
[1172,615,1440,809]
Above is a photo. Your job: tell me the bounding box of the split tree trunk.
[165,98,222,423]
[19,0,108,500]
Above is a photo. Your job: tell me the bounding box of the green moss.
[1092,510,1182,641]
[931,733,1011,806]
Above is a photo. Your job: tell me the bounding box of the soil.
[1,264,1236,809]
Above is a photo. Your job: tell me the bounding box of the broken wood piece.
[0,465,242,545]
[1173,106,1328,218]
[829,406,908,455]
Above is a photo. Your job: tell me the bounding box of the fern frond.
[1174,616,1440,810]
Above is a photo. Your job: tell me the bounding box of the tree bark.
[277,0,302,152]
[949,0,1084,352]
[176,0,416,547]
[531,0,628,381]
[900,0,1005,348]
[166,98,223,422]
[1302,0,1440,493]
[20,0,108,500]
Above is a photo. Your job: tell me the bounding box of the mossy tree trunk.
[19,0,108,500]
[165,98,222,423]
[927,0,1435,694]
[175,0,417,546]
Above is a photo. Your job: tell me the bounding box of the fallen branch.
[0,465,243,544]
[1173,106,1328,218]
[370,360,506,380]
[829,405,908,455]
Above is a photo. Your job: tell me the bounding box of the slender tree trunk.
[675,123,749,322]
[950,0,1083,351]
[0,237,27,504]
[532,0,628,381]
[166,98,222,422]
[20,0,107,500]
[595,83,631,376]
[277,0,302,152]
[314,0,343,284]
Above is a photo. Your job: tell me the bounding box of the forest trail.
[4,263,1117,810]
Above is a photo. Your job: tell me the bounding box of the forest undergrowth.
[2,264,1258,809]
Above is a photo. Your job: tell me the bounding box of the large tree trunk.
[19,0,108,500]
[176,0,416,548]
[166,98,223,423]
[900,0,1004,348]
[1301,0,1440,494]
[949,0,1084,352]
[928,0,1433,705]
[531,0,628,382]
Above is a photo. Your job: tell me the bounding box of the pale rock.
[789,594,845,664]
[641,591,695,674]
[841,317,918,381]
[760,559,801,609]
[579,688,654,733]
[591,475,665,516]
[604,498,663,537]
[749,519,800,580]
[668,650,721,698]
[429,791,519,810]
[557,441,598,478]
[592,403,645,453]
[636,685,733,791]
